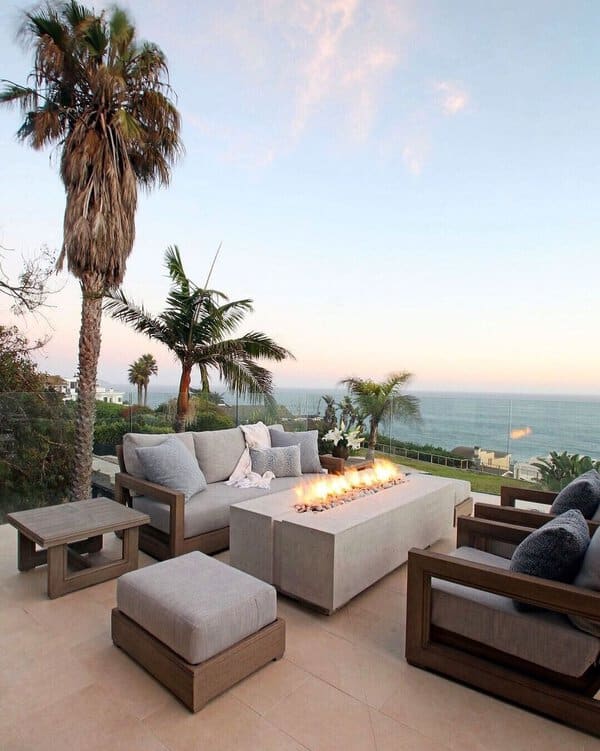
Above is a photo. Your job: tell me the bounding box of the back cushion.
[122,432,195,480]
[193,427,246,484]
[550,469,600,519]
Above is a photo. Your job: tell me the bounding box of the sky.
[1,0,600,394]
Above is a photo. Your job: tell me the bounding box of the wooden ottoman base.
[111,608,285,712]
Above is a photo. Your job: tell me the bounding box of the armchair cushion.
[269,428,322,474]
[193,427,246,484]
[550,469,600,519]
[249,445,302,477]
[136,436,207,502]
[509,509,589,594]
[432,546,600,676]
[571,528,600,636]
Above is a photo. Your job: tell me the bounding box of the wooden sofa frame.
[406,515,600,737]
[114,445,230,561]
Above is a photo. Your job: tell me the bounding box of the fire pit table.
[230,472,470,613]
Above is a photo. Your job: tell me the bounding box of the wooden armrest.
[456,516,534,549]
[115,472,183,506]
[474,503,600,535]
[500,485,556,507]
[408,547,600,621]
[114,472,185,557]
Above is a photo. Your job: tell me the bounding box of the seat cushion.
[431,546,600,677]
[269,429,322,474]
[116,552,277,664]
[193,428,246,484]
[133,474,325,538]
[551,469,600,519]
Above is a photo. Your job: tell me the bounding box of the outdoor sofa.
[115,424,325,560]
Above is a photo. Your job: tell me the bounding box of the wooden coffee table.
[6,497,150,598]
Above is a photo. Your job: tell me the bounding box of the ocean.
[114,385,600,463]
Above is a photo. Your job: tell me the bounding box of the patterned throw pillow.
[136,437,207,502]
[250,446,302,477]
[269,429,322,474]
[510,510,590,610]
[550,469,600,519]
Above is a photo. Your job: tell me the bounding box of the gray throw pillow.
[569,528,600,636]
[269,428,321,474]
[510,510,589,610]
[250,445,302,477]
[136,437,207,501]
[550,469,600,519]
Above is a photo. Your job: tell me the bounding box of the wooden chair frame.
[473,485,600,535]
[406,515,600,737]
[114,446,229,561]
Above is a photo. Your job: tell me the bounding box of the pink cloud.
[435,81,469,115]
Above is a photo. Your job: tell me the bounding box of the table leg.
[47,544,68,599]
[122,527,140,571]
[17,532,47,571]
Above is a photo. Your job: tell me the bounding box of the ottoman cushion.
[116,551,277,664]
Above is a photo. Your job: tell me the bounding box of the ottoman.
[111,551,285,711]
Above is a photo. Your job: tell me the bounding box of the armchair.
[406,515,600,737]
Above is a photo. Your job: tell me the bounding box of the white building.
[52,375,124,404]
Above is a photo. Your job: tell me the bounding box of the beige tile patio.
[232,656,311,715]
[145,691,308,751]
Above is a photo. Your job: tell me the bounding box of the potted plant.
[323,421,363,460]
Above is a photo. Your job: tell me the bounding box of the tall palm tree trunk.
[137,383,143,406]
[143,383,148,407]
[70,282,103,501]
[175,363,192,433]
[367,419,379,460]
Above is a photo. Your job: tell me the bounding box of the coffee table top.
[6,497,150,548]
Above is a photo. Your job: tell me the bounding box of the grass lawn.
[376,452,540,496]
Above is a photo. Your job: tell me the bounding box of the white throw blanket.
[226,470,275,489]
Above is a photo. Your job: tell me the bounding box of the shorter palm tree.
[140,353,158,406]
[128,359,145,406]
[105,246,293,431]
[341,372,421,459]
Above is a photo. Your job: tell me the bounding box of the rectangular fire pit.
[230,473,470,613]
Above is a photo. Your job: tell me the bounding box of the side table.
[319,454,374,475]
[6,497,150,598]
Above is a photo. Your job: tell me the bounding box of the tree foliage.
[533,451,600,492]
[1,1,182,500]
[105,245,293,432]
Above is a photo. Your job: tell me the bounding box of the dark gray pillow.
[250,445,302,477]
[570,528,600,635]
[510,509,589,592]
[550,469,600,519]
[269,429,321,474]
[136,437,207,501]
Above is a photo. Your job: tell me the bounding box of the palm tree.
[1,2,182,500]
[105,246,293,432]
[139,353,158,406]
[341,372,421,459]
[127,358,145,406]
[321,394,338,433]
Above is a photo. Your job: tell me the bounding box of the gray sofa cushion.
[550,469,600,519]
[136,437,207,501]
[122,432,194,480]
[269,428,321,474]
[116,551,277,664]
[192,427,246,484]
[250,446,302,477]
[133,474,325,538]
[509,509,590,588]
[432,546,600,677]
[570,528,600,636]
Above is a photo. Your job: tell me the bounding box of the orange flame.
[510,426,532,441]
[295,460,402,506]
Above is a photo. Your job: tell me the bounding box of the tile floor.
[1,498,599,751]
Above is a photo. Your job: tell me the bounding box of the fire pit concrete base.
[230,473,470,613]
